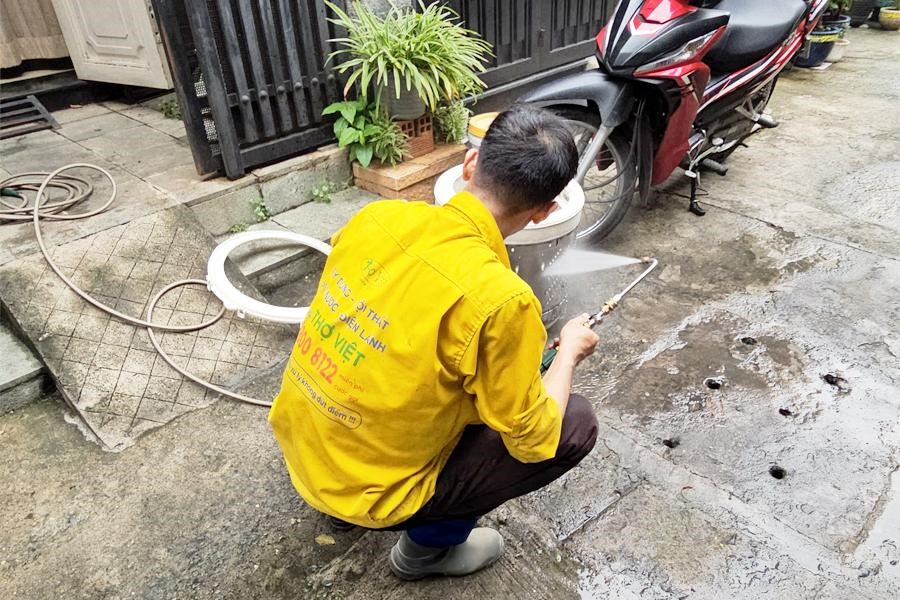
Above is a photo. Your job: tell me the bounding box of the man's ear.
[461,148,479,182]
[530,201,558,225]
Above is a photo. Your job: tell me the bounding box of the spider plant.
[325,1,493,112]
[433,99,470,144]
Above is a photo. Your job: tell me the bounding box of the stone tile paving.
[0,205,294,450]
[0,130,177,265]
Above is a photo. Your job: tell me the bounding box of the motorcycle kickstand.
[686,172,706,216]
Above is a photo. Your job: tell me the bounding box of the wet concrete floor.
[1,27,898,600]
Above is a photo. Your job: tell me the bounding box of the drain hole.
[740,336,757,346]
[769,465,787,480]
[822,373,849,390]
[705,377,724,390]
[662,438,680,449]
[778,408,792,417]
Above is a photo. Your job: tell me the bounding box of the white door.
[51,0,172,89]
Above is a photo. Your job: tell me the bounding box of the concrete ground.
[2,27,899,599]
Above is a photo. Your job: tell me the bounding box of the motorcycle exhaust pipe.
[700,158,728,176]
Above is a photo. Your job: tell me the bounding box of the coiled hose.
[1,165,271,407]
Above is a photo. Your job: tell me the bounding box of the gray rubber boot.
[389,527,505,580]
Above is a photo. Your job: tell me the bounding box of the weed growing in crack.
[311,180,349,204]
[251,197,271,222]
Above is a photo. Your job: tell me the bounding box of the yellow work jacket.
[269,191,562,528]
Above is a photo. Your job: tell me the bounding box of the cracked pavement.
[1,28,898,600]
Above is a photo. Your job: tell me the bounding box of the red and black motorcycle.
[520,0,829,241]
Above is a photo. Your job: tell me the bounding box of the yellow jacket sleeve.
[460,292,563,463]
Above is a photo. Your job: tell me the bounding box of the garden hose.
[0,165,272,408]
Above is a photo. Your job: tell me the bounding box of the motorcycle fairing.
[599,0,729,75]
[518,70,636,128]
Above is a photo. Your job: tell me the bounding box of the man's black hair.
[474,104,578,214]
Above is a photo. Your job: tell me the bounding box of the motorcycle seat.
[704,0,807,74]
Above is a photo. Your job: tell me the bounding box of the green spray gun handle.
[540,346,558,375]
[539,313,603,375]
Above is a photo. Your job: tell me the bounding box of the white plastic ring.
[206,230,331,324]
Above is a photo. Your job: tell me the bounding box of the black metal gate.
[444,1,611,89]
[154,0,611,179]
[153,0,346,178]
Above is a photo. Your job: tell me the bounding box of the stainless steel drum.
[434,165,584,327]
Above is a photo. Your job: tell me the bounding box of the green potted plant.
[325,1,492,120]
[824,0,853,62]
[323,97,409,167]
[879,0,900,29]
[432,100,470,145]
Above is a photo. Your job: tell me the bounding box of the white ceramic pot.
[434,165,585,244]
[827,38,850,63]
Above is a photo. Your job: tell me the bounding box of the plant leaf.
[333,118,349,138]
[338,127,359,147]
[356,144,374,168]
[339,105,358,124]
[343,70,362,97]
[322,101,347,116]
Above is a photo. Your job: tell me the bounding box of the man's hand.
[543,314,599,415]
[556,313,599,366]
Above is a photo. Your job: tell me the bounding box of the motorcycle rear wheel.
[550,106,637,243]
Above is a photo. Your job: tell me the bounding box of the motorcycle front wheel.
[550,106,638,243]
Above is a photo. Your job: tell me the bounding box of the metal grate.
[0,95,58,140]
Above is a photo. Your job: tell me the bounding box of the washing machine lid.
[206,230,331,323]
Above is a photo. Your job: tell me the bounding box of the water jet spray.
[540,257,658,373]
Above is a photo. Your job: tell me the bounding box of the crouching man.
[269,105,599,580]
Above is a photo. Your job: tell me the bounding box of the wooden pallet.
[0,95,58,140]
[353,144,467,202]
